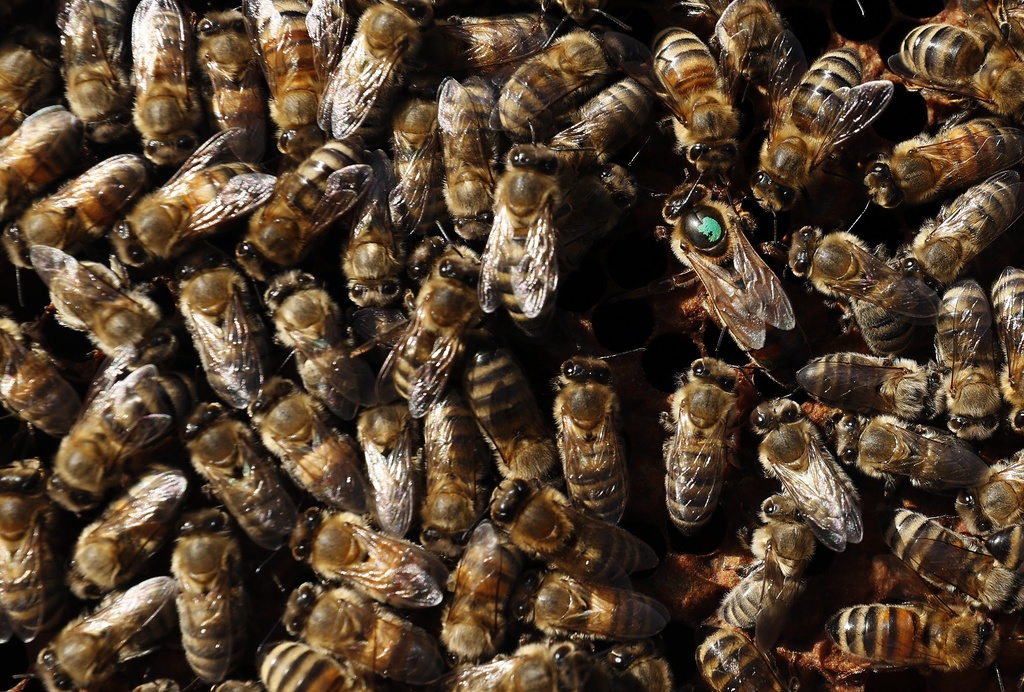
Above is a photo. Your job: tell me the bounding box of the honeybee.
[184,402,298,550]
[421,387,492,557]
[0,27,60,138]
[424,13,556,77]
[958,450,1024,534]
[133,681,179,692]
[833,414,991,492]
[0,460,65,644]
[985,524,1024,571]
[357,404,420,538]
[319,0,433,142]
[479,144,566,336]
[390,96,445,237]
[695,624,789,692]
[0,106,84,222]
[407,234,447,286]
[827,602,999,671]
[35,576,178,692]
[865,117,1024,208]
[265,271,377,420]
[172,509,247,683]
[289,508,448,608]
[490,478,658,585]
[112,130,275,267]
[3,154,151,268]
[511,569,670,640]
[283,582,444,684]
[237,140,371,281]
[68,465,188,599]
[448,640,593,691]
[492,30,609,143]
[131,0,202,166]
[259,641,367,692]
[992,266,1024,434]
[750,398,863,552]
[713,0,789,90]
[663,357,738,536]
[464,343,558,480]
[553,356,627,524]
[600,640,673,692]
[212,682,264,692]
[49,362,194,512]
[797,352,942,420]
[936,279,1002,440]
[437,75,498,242]
[442,521,523,662]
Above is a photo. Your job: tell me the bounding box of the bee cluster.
[7,0,1024,689]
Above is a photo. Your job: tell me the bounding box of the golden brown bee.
[985,524,1024,571]
[553,356,627,524]
[112,130,275,267]
[259,641,367,692]
[0,27,60,138]
[464,342,557,480]
[212,682,265,692]
[407,234,447,286]
[49,362,194,512]
[480,144,566,336]
[886,508,1023,612]
[35,576,178,692]
[3,154,150,268]
[834,414,991,492]
[184,402,298,550]
[695,624,789,692]
[864,117,1024,208]
[663,357,738,536]
[237,140,371,281]
[265,271,377,420]
[289,508,448,608]
[172,509,247,683]
[421,387,492,557]
[131,0,202,166]
[993,266,1024,433]
[492,30,609,143]
[827,602,998,671]
[390,96,446,237]
[0,106,84,222]
[750,398,862,552]
[558,163,637,272]
[713,0,789,90]
[936,279,1002,440]
[490,478,658,585]
[752,46,893,212]
[442,521,523,662]
[283,582,444,684]
[424,13,556,77]
[0,460,65,644]
[59,0,134,143]
[132,681,180,692]
[957,449,1024,534]
[448,640,593,691]
[600,640,673,692]
[357,404,420,538]
[68,465,188,599]
[319,0,433,142]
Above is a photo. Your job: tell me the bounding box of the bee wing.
[99,469,188,563]
[797,358,910,411]
[198,454,296,551]
[309,163,373,239]
[176,579,245,682]
[602,32,675,110]
[550,579,670,640]
[433,15,553,72]
[88,576,178,664]
[306,0,348,84]
[932,170,1024,243]
[753,541,803,650]
[560,408,627,516]
[322,41,405,141]
[341,523,447,607]
[5,510,50,642]
[242,0,301,97]
[59,0,127,84]
[765,30,808,138]
[296,419,368,513]
[511,204,558,319]
[53,154,151,213]
[184,172,277,237]
[478,203,516,314]
[884,424,992,490]
[166,130,263,193]
[298,345,378,420]
[665,408,729,521]
[365,422,417,537]
[910,122,1024,191]
[131,0,192,104]
[437,76,497,183]
[30,246,132,315]
[939,283,993,390]
[389,134,443,237]
[826,242,940,320]
[995,266,1024,391]
[573,505,659,576]
[806,81,894,169]
[407,335,460,419]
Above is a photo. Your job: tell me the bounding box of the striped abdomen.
[790,48,862,131]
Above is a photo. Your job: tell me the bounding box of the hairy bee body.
[958,449,1024,534]
[991,266,1024,433]
[449,641,593,691]
[343,150,404,308]
[0,27,59,138]
[714,0,787,89]
[390,97,445,237]
[357,404,420,537]
[695,624,788,692]
[0,106,83,222]
[259,641,367,692]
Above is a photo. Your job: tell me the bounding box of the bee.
[985,524,1024,571]
[991,266,1024,434]
[407,234,448,286]
[714,0,789,91]
[283,582,444,684]
[448,640,593,691]
[553,356,627,524]
[601,640,674,692]
[750,398,863,552]
[424,13,556,77]
[319,0,433,142]
[289,508,448,608]
[557,163,637,272]
[184,402,298,550]
[3,154,151,268]
[172,509,247,683]
[249,377,369,513]
[421,387,493,558]
[212,683,264,692]
[492,30,609,143]
[490,478,658,585]
[237,140,371,281]
[663,357,738,536]
[479,144,566,336]
[35,576,178,692]
[437,75,498,242]
[357,404,420,538]
[133,681,180,692]
[695,624,789,692]
[885,508,1023,612]
[265,271,376,420]
[827,602,998,671]
[49,361,192,513]
[0,106,84,222]
[0,460,65,643]
[865,117,1024,208]
[464,343,558,480]
[442,521,523,662]
[390,96,445,237]
[797,352,942,420]
[259,641,367,692]
[177,251,270,410]
[112,130,275,267]
[131,0,203,166]
[58,0,133,143]
[958,449,1024,534]
[936,279,1002,440]
[833,414,991,492]
[511,569,670,640]
[909,171,1024,286]
[68,465,188,599]
[0,27,60,138]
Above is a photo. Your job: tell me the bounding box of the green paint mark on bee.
[699,216,722,243]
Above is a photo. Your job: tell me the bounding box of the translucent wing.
[995,266,1024,392]
[940,282,993,389]
[365,421,417,537]
[306,0,348,83]
[185,172,277,237]
[807,81,894,168]
[390,134,443,237]
[308,164,373,239]
[765,29,808,138]
[336,523,447,608]
[797,358,911,412]
[407,335,460,419]
[293,418,368,513]
[243,0,309,97]
[478,195,517,314]
[825,242,940,320]
[560,408,626,521]
[297,345,378,421]
[909,120,1024,191]
[59,0,127,84]
[131,0,191,102]
[666,405,729,521]
[322,39,404,141]
[883,423,991,490]
[930,171,1024,249]
[753,540,803,650]
[511,205,558,319]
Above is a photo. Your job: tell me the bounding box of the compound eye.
[197,18,215,32]
[689,143,709,160]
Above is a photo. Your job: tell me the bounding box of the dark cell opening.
[781,6,831,60]
[39,318,94,362]
[660,621,699,683]
[872,84,928,143]
[701,323,749,370]
[642,332,701,393]
[831,0,892,41]
[879,20,918,66]
[557,253,608,313]
[892,0,944,19]
[0,640,28,689]
[805,542,837,577]
[667,504,729,556]
[604,231,668,290]
[592,298,655,352]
